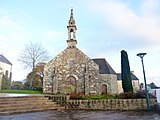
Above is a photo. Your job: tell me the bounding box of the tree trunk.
[30,60,35,89]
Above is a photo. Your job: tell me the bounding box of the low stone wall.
[65,99,156,111]
[45,95,156,111]
[45,95,69,106]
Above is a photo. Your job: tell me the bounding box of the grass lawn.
[0,90,43,94]
[70,94,118,100]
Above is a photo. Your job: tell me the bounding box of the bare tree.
[18,42,49,89]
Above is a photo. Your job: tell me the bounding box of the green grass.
[0,90,43,94]
[74,94,118,100]
[85,95,117,100]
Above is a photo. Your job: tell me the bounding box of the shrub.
[69,91,156,100]
[33,87,43,91]
[118,91,156,99]
[70,92,86,100]
[136,90,156,99]
[119,92,136,99]
[69,94,118,100]
[69,93,78,99]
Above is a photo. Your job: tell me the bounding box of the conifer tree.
[121,50,133,92]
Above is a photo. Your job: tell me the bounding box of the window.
[70,29,74,39]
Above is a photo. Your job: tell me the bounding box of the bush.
[33,87,43,91]
[70,93,78,99]
[69,93,118,100]
[69,93,85,100]
[118,91,156,99]
[69,91,156,100]
[136,90,156,99]
[119,92,136,99]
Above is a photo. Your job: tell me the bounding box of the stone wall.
[44,47,121,95]
[45,95,156,111]
[45,95,69,106]
[65,99,156,111]
[43,47,103,95]
[117,80,140,93]
[100,74,118,94]
[43,48,101,94]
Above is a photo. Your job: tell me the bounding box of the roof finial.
[70,8,73,18]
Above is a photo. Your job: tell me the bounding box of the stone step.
[0,104,57,111]
[0,105,64,115]
[0,102,56,108]
[0,96,64,115]
[0,107,61,115]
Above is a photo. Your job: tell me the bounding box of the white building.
[0,54,12,90]
[149,89,160,103]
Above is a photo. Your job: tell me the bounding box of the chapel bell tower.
[67,9,77,48]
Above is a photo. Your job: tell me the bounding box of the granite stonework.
[43,47,118,95]
[43,9,139,95]
[99,74,118,94]
[66,99,156,111]
[45,95,156,111]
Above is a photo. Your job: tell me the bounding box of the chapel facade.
[43,9,139,95]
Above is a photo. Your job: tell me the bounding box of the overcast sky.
[0,0,160,86]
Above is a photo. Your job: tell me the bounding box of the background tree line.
[11,62,45,90]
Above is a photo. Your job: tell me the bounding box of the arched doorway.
[65,76,77,93]
[102,84,107,95]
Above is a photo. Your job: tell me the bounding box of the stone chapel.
[43,9,139,95]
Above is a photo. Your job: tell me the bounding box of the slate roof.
[116,73,139,80]
[92,58,116,74]
[0,54,12,65]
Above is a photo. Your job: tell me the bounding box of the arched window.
[70,29,74,39]
[66,76,76,86]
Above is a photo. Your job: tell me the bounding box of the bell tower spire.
[67,9,77,48]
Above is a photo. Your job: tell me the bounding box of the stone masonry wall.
[100,74,118,94]
[66,99,156,111]
[43,47,120,95]
[43,47,101,95]
[117,80,140,93]
[45,95,156,111]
